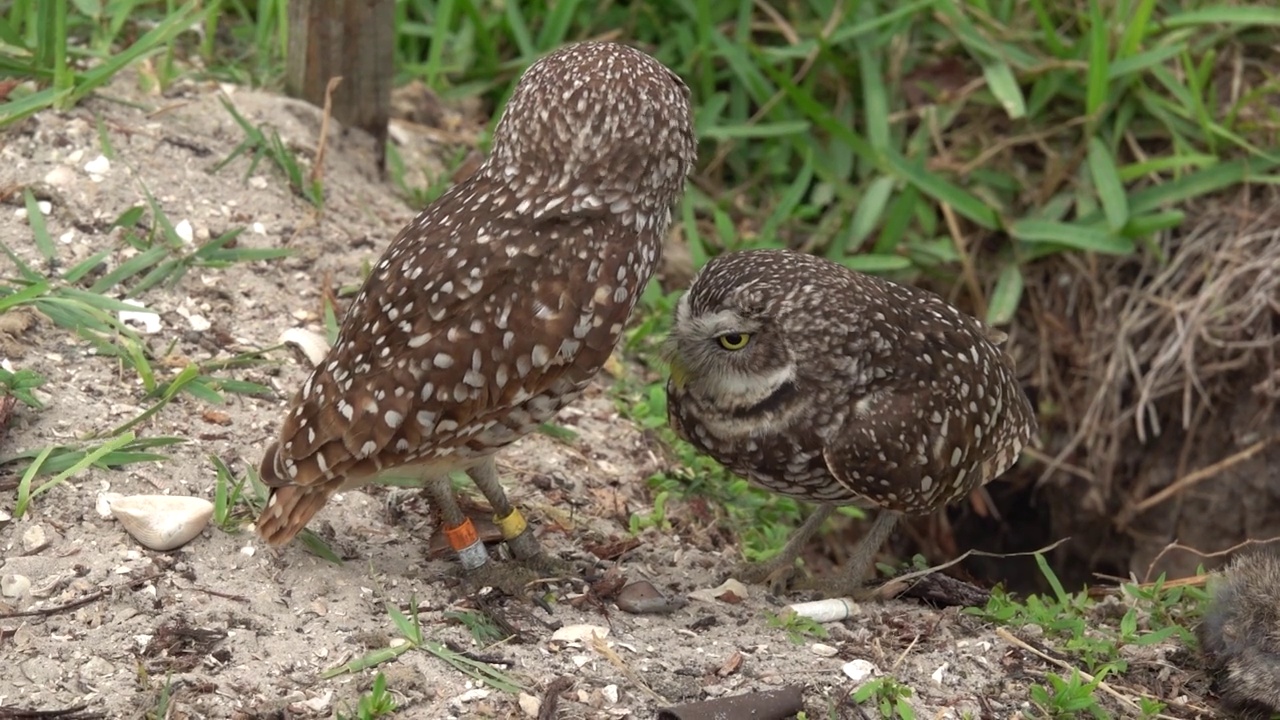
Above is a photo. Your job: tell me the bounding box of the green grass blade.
[23,189,57,263]
[1010,219,1134,255]
[882,148,1000,230]
[1086,138,1128,231]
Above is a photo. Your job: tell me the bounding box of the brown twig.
[1143,535,1280,583]
[0,703,106,719]
[996,628,1148,717]
[0,572,161,620]
[1117,436,1278,528]
[190,585,249,603]
[310,75,342,200]
[537,676,573,720]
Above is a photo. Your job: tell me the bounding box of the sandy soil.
[0,73,1219,719]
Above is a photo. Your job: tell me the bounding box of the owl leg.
[423,474,491,572]
[732,504,835,593]
[424,472,545,596]
[466,457,570,577]
[801,511,900,599]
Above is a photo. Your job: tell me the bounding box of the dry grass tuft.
[1021,188,1279,519]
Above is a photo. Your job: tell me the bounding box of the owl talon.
[515,550,576,578]
[465,560,541,598]
[731,558,801,595]
[793,575,876,602]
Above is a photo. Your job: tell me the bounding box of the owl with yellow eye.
[663,249,1037,598]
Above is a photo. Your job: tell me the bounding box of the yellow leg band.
[494,508,528,540]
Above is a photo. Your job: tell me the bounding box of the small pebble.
[842,659,877,683]
[118,301,161,334]
[43,166,76,186]
[551,624,609,644]
[174,219,194,244]
[301,691,332,712]
[1,574,31,598]
[615,580,679,615]
[84,154,111,178]
[810,643,839,657]
[451,688,490,706]
[96,492,122,518]
[518,692,541,717]
[21,525,47,552]
[177,307,211,332]
[688,578,749,604]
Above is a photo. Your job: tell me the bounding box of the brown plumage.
[664,249,1038,597]
[1198,551,1280,718]
[255,42,696,572]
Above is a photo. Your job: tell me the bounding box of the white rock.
[810,643,839,657]
[2,574,31,598]
[931,662,949,684]
[601,685,619,704]
[84,154,111,178]
[842,659,877,683]
[21,525,47,552]
[688,578,750,604]
[302,691,333,712]
[97,492,123,518]
[518,692,541,717]
[177,306,211,332]
[43,166,77,186]
[107,495,214,551]
[252,222,266,235]
[551,624,610,644]
[59,230,74,244]
[174,219,194,244]
[118,300,161,334]
[452,688,490,705]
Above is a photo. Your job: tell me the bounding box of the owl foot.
[514,549,578,579]
[793,574,878,602]
[730,557,802,596]
[464,560,542,598]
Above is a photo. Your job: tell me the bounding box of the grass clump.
[851,677,917,720]
[336,672,398,720]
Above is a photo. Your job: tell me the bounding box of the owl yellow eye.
[717,332,750,350]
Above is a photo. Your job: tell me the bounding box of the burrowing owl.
[255,42,696,588]
[664,249,1037,598]
[1198,551,1280,718]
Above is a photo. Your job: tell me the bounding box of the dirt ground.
[0,73,1223,719]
